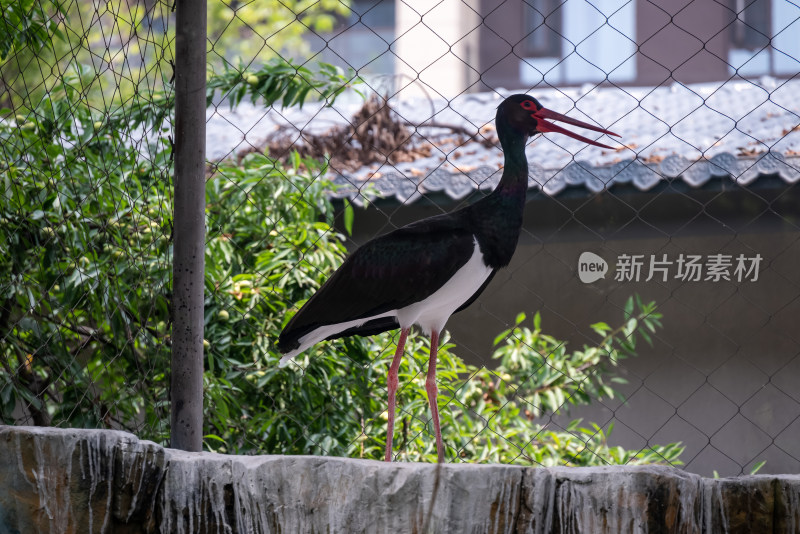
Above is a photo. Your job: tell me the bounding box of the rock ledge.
[1,426,798,533]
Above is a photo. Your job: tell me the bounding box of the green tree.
[0,53,353,430]
[1,0,171,111]
[1,0,350,111]
[0,67,172,432]
[207,0,349,69]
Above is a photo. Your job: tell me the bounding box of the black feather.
[277,212,476,353]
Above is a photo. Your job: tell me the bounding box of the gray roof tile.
[206,78,800,203]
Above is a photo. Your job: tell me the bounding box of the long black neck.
[466,119,530,268]
[496,124,530,193]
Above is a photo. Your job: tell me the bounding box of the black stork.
[277,94,619,462]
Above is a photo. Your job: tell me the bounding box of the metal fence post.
[171,0,207,452]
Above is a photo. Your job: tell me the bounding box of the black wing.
[278,213,477,353]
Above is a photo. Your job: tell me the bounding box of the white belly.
[279,238,491,366]
[395,238,492,335]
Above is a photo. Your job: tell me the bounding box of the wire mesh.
[2,0,799,477]
[1,0,175,442]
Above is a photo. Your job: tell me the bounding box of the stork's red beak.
[533,107,620,149]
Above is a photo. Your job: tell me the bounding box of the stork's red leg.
[426,330,444,463]
[385,327,409,462]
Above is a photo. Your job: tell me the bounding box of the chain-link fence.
[1,0,175,441]
[2,0,799,478]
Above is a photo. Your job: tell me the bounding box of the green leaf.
[590,321,610,336]
[749,460,766,475]
[623,296,634,320]
[342,198,354,236]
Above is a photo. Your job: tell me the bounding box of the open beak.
[533,107,620,149]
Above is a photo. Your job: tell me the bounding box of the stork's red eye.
[520,100,536,110]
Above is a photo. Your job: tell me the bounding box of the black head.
[497,94,620,149]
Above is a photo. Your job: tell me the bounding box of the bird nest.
[241,95,459,171]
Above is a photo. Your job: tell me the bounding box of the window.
[347,0,395,29]
[312,0,395,78]
[522,0,562,57]
[732,0,771,50]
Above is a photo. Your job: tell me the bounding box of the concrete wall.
[2,426,799,533]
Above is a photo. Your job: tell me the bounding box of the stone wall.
[1,426,798,533]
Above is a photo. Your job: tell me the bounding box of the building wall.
[635,0,732,85]
[393,0,481,99]
[473,0,799,90]
[305,0,799,92]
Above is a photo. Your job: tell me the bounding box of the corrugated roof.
[206,78,800,204]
